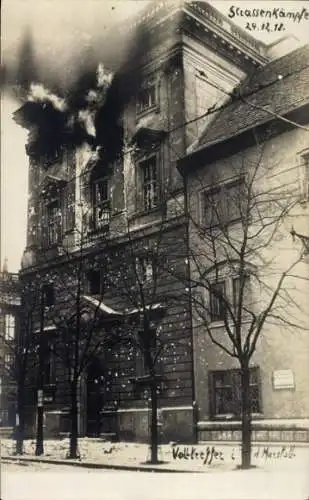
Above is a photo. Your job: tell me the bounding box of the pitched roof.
[194,44,309,152]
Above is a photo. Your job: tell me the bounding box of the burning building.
[14,0,304,443]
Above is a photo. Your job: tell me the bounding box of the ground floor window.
[209,367,261,417]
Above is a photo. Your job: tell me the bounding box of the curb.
[1,455,199,473]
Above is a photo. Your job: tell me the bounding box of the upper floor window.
[47,198,62,245]
[92,178,111,231]
[209,367,261,417]
[141,156,158,212]
[203,178,245,228]
[4,314,15,341]
[209,281,226,322]
[208,273,250,323]
[137,84,157,115]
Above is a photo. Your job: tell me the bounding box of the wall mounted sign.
[273,369,295,390]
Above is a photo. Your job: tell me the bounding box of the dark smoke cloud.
[9,0,159,165]
[95,22,153,165]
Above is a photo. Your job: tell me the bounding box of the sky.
[1,0,309,272]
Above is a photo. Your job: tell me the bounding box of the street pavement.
[1,460,309,500]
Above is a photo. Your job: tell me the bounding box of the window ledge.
[129,206,162,221]
[136,105,160,120]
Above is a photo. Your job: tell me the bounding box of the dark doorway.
[86,357,106,437]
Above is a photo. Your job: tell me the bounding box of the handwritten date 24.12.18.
[245,22,285,33]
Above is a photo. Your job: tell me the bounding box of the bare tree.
[34,207,124,459]
[105,203,188,464]
[179,132,307,468]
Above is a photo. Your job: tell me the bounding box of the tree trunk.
[15,381,25,455]
[240,362,252,469]
[150,376,159,464]
[68,380,79,459]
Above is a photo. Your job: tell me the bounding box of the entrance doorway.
[86,357,105,437]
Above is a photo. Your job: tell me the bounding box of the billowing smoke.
[95,21,153,164]
[6,1,158,165]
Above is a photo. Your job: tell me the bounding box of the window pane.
[5,314,15,340]
[141,157,157,211]
[138,85,156,112]
[215,387,234,414]
[93,179,110,229]
[211,368,260,417]
[204,189,223,227]
[96,180,108,203]
[209,282,226,321]
[47,200,61,245]
[226,179,245,222]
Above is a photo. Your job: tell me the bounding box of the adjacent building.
[0,260,20,427]
[178,42,309,444]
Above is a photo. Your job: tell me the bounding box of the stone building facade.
[16,0,307,443]
[0,263,20,427]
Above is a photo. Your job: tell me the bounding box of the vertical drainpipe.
[182,164,198,445]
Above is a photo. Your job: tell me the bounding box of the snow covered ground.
[1,439,308,499]
[1,438,309,471]
[1,461,309,500]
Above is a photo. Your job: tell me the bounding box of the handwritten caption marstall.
[172,444,296,465]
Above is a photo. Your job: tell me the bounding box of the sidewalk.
[2,438,309,474]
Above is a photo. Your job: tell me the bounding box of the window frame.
[46,197,62,246]
[136,81,159,116]
[4,314,15,341]
[209,281,226,322]
[201,177,246,229]
[4,353,14,371]
[207,272,251,325]
[209,366,261,419]
[139,155,158,213]
[135,256,155,284]
[92,177,111,231]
